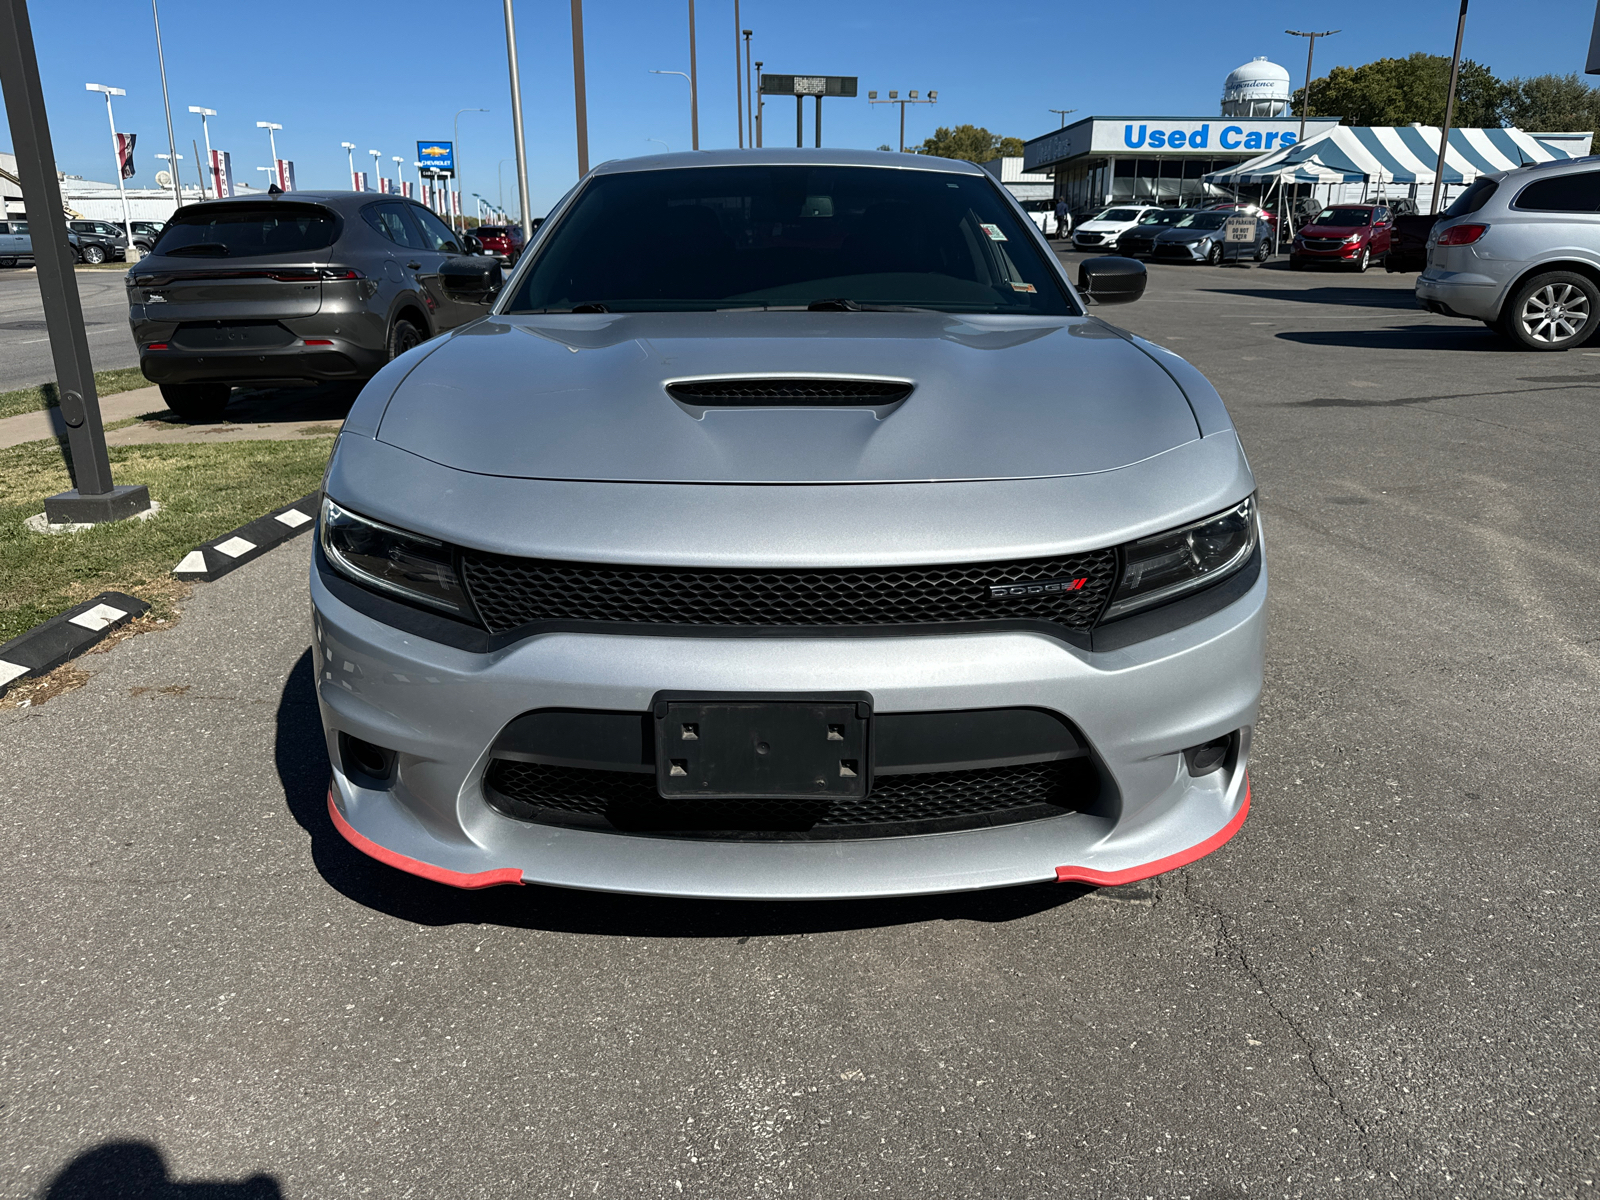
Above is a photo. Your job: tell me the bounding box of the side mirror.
[439,256,503,302]
[461,233,483,254]
[1077,256,1147,305]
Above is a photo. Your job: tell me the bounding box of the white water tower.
[1221,57,1292,118]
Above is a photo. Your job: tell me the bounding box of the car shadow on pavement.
[1275,325,1509,352]
[275,651,1093,936]
[149,381,360,428]
[1203,285,1420,309]
[40,1141,282,1199]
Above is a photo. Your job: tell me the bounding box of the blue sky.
[7,0,1594,217]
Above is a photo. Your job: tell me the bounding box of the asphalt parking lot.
[0,268,139,392]
[3,255,1598,1198]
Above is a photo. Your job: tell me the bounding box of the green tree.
[918,125,1025,162]
[1290,52,1507,128]
[1500,73,1600,132]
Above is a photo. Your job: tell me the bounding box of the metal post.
[2,0,148,521]
[796,95,802,147]
[755,61,763,146]
[687,0,699,150]
[192,137,204,198]
[571,0,590,178]
[899,101,905,153]
[151,0,182,211]
[454,108,488,229]
[1286,30,1339,147]
[503,0,534,240]
[342,141,356,190]
[743,32,753,147]
[190,107,216,199]
[814,94,821,148]
[733,0,743,147]
[1430,0,1469,216]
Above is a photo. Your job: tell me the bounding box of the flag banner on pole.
[378,178,391,195]
[400,181,413,198]
[278,160,296,191]
[209,149,235,198]
[351,170,362,191]
[115,133,137,179]
[450,189,461,216]
[355,171,368,192]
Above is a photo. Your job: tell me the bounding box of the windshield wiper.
[807,297,861,311]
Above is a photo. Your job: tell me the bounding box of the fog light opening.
[339,732,396,784]
[1184,733,1235,777]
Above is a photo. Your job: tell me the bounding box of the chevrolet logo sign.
[990,577,1087,599]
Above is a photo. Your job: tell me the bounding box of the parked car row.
[0,217,167,266]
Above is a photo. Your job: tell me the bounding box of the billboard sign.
[759,74,857,97]
[417,141,454,174]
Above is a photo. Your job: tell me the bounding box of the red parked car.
[472,223,525,265]
[1290,205,1393,272]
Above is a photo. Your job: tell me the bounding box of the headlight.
[1344,233,1362,244]
[320,497,472,615]
[1104,496,1258,620]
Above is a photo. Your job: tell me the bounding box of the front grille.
[1301,238,1345,250]
[1076,233,1103,244]
[484,757,1090,837]
[459,547,1119,634]
[667,378,912,406]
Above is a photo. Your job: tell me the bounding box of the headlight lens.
[320,497,472,615]
[1104,496,1258,620]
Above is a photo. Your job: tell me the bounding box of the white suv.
[1417,158,1600,351]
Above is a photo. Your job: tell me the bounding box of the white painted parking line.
[215,536,257,558]
[68,603,128,632]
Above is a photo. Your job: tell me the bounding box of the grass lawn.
[0,435,333,644]
[0,366,151,421]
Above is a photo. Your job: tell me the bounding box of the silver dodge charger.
[312,149,1264,900]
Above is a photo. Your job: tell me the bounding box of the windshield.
[1312,208,1373,227]
[1175,212,1229,230]
[505,165,1074,315]
[151,203,338,258]
[1094,208,1143,222]
[1138,210,1191,226]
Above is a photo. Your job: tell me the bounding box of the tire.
[1255,238,1269,262]
[80,244,106,265]
[1499,270,1600,351]
[1350,248,1370,273]
[159,383,231,422]
[386,317,424,362]
[1205,241,1222,266]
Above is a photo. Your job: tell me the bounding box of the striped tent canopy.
[1205,125,1587,188]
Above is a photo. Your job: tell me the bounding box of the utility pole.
[150,0,182,211]
[1430,0,1470,215]
[502,0,534,240]
[1286,29,1339,146]
[571,0,590,177]
[2,0,150,524]
[733,0,743,147]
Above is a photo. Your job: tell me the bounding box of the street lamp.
[340,141,357,190]
[368,149,382,193]
[256,121,282,188]
[1049,107,1077,128]
[867,88,937,153]
[392,155,405,196]
[85,84,135,243]
[649,70,696,151]
[188,106,216,199]
[1285,29,1339,146]
[453,107,489,232]
[502,0,534,241]
[150,0,182,210]
[255,166,274,192]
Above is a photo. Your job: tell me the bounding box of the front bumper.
[312,553,1266,900]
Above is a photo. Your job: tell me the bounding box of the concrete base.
[43,484,153,525]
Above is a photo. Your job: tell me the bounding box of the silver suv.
[1417,157,1600,351]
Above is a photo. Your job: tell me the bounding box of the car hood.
[1300,224,1366,238]
[373,311,1203,485]
[1077,221,1132,233]
[1157,227,1221,242]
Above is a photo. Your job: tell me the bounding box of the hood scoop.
[665,377,914,410]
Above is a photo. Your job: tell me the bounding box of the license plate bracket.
[652,693,871,800]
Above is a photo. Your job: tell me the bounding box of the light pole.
[1049,107,1077,128]
[368,149,382,193]
[868,89,937,154]
[1430,0,1470,216]
[392,155,405,196]
[570,0,589,179]
[155,150,182,197]
[189,106,215,198]
[414,161,427,207]
[341,140,357,190]
[743,30,753,147]
[453,107,488,231]
[733,0,743,147]
[650,70,695,150]
[686,0,699,151]
[256,166,273,192]
[647,137,670,153]
[257,120,282,188]
[1286,29,1339,146]
[85,84,135,244]
[754,60,763,146]
[150,0,182,210]
[502,0,534,241]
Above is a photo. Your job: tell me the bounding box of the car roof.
[168,191,423,215]
[588,147,989,177]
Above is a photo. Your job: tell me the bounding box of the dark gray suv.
[128,192,502,419]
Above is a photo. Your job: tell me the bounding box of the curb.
[173,492,320,581]
[0,591,151,696]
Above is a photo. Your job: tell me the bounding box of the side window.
[1513,172,1600,213]
[361,202,424,248]
[15,222,27,235]
[1375,207,1389,223]
[408,205,461,254]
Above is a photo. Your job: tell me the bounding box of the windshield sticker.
[1010,281,1037,293]
[979,223,1008,241]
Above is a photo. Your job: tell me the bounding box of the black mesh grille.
[460,548,1118,634]
[484,758,1089,837]
[666,378,912,405]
